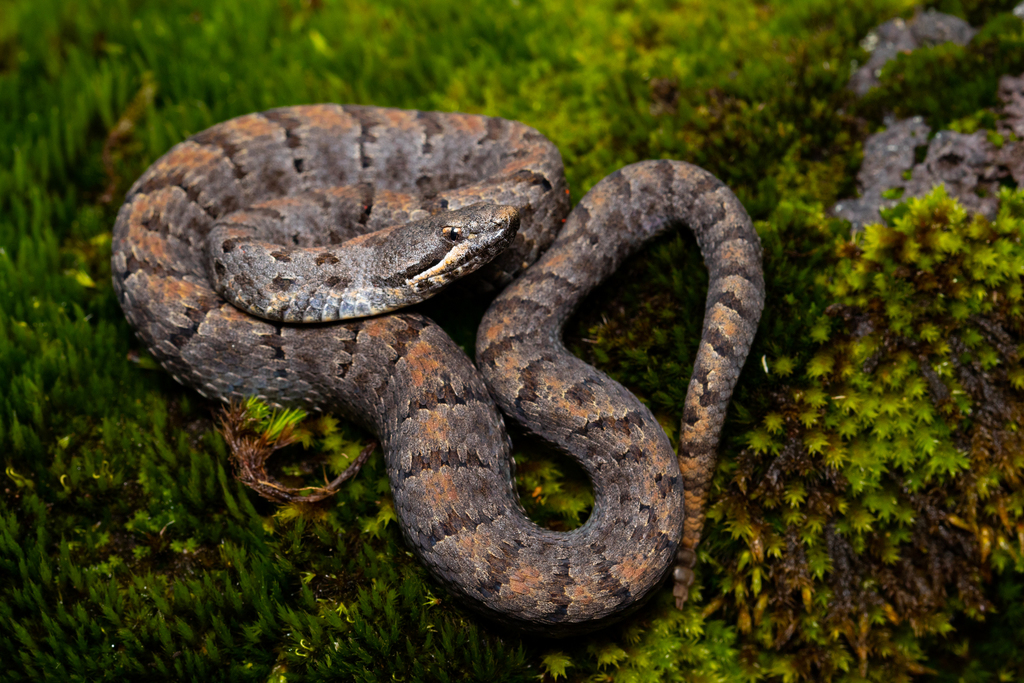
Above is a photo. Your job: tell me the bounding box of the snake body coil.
[112,105,764,635]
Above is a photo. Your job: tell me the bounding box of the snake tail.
[477,160,765,610]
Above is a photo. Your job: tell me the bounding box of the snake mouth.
[406,241,475,286]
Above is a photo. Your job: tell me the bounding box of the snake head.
[377,203,520,295]
[207,202,520,323]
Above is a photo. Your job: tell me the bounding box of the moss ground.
[4,0,1024,680]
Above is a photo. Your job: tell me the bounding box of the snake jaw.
[406,240,474,287]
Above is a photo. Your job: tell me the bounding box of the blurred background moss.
[3,0,1024,680]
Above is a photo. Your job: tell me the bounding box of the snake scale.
[111,105,764,635]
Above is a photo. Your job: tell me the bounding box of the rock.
[848,10,977,96]
[833,119,1012,231]
[903,129,1003,220]
[997,141,1024,189]
[836,9,1022,231]
[908,9,977,45]
[998,73,1024,139]
[991,74,1024,188]
[832,117,930,229]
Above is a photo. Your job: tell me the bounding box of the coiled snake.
[112,105,764,635]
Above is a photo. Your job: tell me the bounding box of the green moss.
[4,0,1024,680]
[604,186,1024,679]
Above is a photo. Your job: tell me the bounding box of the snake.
[111,104,764,635]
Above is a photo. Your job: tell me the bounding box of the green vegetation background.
[4,0,1024,680]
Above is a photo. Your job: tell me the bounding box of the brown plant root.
[217,400,373,504]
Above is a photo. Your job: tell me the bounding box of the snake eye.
[442,226,462,241]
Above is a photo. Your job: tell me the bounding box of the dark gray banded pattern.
[477,160,765,609]
[112,106,764,634]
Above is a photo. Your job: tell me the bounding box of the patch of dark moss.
[925,0,1020,26]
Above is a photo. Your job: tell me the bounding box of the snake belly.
[112,105,764,635]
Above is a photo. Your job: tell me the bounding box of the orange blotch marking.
[379,108,420,131]
[564,581,597,606]
[216,303,254,323]
[717,239,755,262]
[614,554,649,585]
[360,318,395,342]
[253,194,312,211]
[585,188,612,211]
[375,189,421,212]
[149,278,219,311]
[220,213,257,227]
[160,142,224,170]
[540,249,574,271]
[480,318,517,343]
[709,307,742,337]
[445,114,485,135]
[345,224,400,246]
[418,408,454,445]
[450,529,481,558]
[417,469,462,505]
[292,104,357,134]
[223,114,280,141]
[506,563,544,596]
[403,340,443,385]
